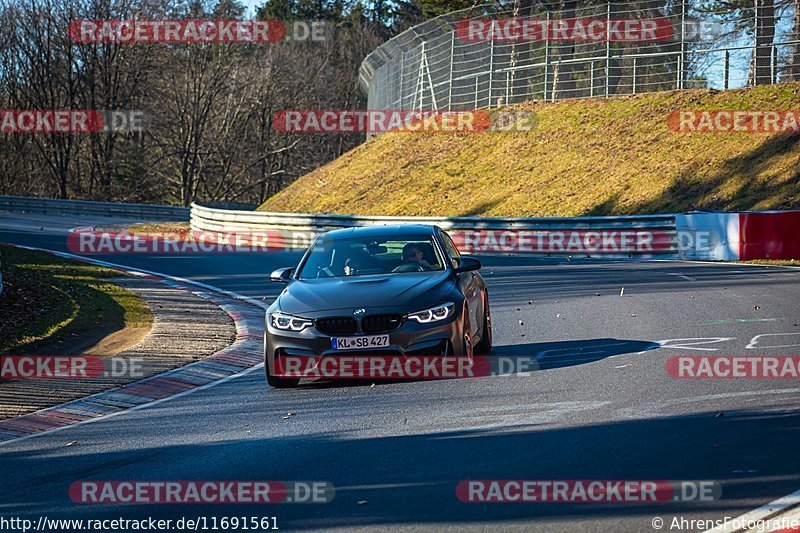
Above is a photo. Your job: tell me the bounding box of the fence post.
[412,44,423,111]
[400,50,406,109]
[412,41,438,111]
[724,50,730,89]
[771,44,777,83]
[447,31,455,110]
[424,44,439,110]
[632,57,637,94]
[679,0,686,90]
[544,11,551,101]
[752,0,758,86]
[605,2,611,97]
[590,61,595,97]
[488,36,494,107]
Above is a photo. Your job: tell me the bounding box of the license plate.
[332,335,389,350]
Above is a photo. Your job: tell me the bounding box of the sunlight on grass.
[260,83,800,217]
[0,245,153,354]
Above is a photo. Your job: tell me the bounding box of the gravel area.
[0,276,235,419]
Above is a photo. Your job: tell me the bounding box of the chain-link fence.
[359,0,800,114]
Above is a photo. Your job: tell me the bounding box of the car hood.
[277,271,456,316]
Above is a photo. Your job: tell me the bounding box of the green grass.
[0,245,153,355]
[260,83,800,217]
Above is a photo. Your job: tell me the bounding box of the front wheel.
[475,293,493,354]
[461,309,474,361]
[265,331,300,388]
[266,368,300,389]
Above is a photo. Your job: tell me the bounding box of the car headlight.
[408,302,454,323]
[271,312,314,331]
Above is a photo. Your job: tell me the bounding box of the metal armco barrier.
[0,195,189,221]
[190,203,680,256]
[6,197,793,260]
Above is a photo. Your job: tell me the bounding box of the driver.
[344,257,359,276]
[401,243,432,270]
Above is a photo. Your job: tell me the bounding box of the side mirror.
[454,256,481,273]
[270,267,295,283]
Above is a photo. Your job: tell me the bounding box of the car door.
[439,230,481,335]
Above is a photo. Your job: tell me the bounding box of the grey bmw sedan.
[264,224,492,388]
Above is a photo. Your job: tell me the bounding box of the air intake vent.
[315,317,357,335]
[361,314,404,333]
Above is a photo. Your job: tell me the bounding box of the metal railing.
[191,202,674,231]
[190,203,679,256]
[0,196,190,221]
[359,0,800,116]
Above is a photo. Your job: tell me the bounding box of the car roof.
[319,224,440,240]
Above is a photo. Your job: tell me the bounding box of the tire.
[475,292,493,354]
[266,356,300,388]
[265,331,300,388]
[461,308,474,361]
[266,368,300,389]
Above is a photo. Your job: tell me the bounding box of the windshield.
[296,234,445,279]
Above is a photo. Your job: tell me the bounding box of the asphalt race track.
[2,211,800,532]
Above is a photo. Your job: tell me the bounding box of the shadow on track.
[4,408,800,530]
[282,338,659,390]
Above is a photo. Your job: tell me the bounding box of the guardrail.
[191,202,675,230]
[4,198,791,260]
[0,196,189,221]
[190,202,679,256]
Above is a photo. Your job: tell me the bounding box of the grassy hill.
[260,83,800,217]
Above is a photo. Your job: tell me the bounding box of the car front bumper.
[264,310,465,372]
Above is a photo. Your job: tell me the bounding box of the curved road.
[2,212,800,532]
